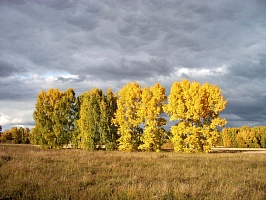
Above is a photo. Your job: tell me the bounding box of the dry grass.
[0,144,266,199]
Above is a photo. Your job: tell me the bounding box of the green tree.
[71,95,83,148]
[53,88,76,146]
[164,80,227,153]
[33,88,76,148]
[78,88,103,150]
[99,88,118,150]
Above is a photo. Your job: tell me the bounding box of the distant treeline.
[220,126,266,148]
[0,127,31,144]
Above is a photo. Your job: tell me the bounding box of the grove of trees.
[2,80,265,151]
[30,80,229,152]
[221,126,266,148]
[0,127,31,144]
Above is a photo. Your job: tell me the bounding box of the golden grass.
[0,144,266,199]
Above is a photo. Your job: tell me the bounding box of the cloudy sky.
[1,0,266,131]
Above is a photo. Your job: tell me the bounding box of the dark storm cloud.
[77,58,173,81]
[230,54,266,79]
[0,60,27,77]
[1,0,266,129]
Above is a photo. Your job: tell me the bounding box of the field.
[0,145,266,200]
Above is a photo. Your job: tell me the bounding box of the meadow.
[0,144,265,200]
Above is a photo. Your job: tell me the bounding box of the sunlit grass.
[0,144,265,199]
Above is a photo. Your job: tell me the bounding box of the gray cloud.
[0,60,27,77]
[229,54,266,79]
[0,0,266,129]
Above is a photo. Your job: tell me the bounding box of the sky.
[1,0,266,131]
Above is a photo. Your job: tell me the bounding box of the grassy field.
[0,145,265,200]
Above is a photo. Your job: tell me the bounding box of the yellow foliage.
[138,83,166,151]
[165,80,227,153]
[113,82,142,151]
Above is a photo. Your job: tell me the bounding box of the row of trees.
[2,125,266,150]
[221,126,266,148]
[31,87,118,150]
[32,80,227,152]
[0,127,31,144]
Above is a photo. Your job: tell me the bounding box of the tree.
[53,88,76,146]
[78,88,103,150]
[99,88,118,150]
[33,88,76,148]
[138,83,167,152]
[113,82,143,151]
[0,129,12,143]
[164,80,227,153]
[221,128,232,147]
[71,95,83,148]
[10,127,21,144]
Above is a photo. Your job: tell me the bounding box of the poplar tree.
[164,80,227,152]
[113,82,143,151]
[71,95,83,148]
[138,83,167,152]
[78,88,103,150]
[53,88,76,146]
[33,89,55,147]
[99,88,118,149]
[33,88,76,148]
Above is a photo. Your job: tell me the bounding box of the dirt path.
[211,147,266,153]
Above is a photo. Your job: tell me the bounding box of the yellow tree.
[221,128,233,147]
[138,83,167,152]
[33,89,61,148]
[113,82,142,151]
[164,80,227,152]
[33,88,76,148]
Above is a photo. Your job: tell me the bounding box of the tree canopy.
[31,80,230,152]
[164,80,227,152]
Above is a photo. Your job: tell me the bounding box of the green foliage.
[31,81,266,152]
[99,88,118,147]
[33,88,76,148]
[78,88,102,150]
[77,88,118,150]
